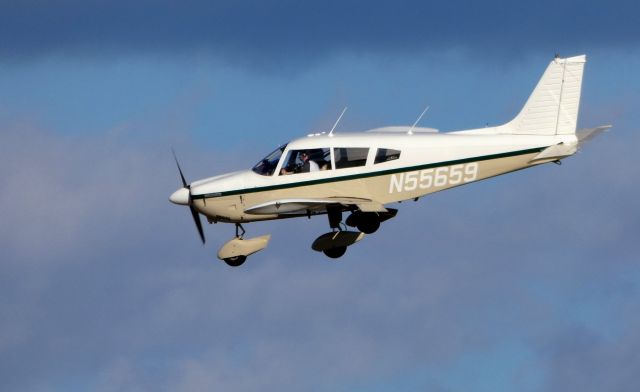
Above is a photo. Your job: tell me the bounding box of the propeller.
[171,149,206,244]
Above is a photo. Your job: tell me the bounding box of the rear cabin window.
[279,148,332,175]
[334,148,369,169]
[374,148,401,164]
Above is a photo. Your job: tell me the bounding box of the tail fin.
[499,55,586,136]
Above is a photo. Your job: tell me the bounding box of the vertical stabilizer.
[500,55,586,135]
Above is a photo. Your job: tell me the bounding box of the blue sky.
[1,1,639,391]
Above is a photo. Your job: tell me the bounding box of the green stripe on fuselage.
[191,146,547,200]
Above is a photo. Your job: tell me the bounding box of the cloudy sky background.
[1,1,639,391]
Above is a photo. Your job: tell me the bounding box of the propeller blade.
[172,148,188,188]
[171,149,204,244]
[190,205,206,244]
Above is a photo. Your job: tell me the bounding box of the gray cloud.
[1,0,638,66]
[0,101,638,390]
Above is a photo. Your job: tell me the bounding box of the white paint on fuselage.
[190,131,577,198]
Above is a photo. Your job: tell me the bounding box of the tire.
[323,246,347,259]
[224,255,247,267]
[356,217,380,234]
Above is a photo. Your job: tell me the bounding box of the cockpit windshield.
[252,143,287,176]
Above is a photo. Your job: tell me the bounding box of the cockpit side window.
[333,147,369,169]
[279,148,331,175]
[374,148,401,164]
[252,144,287,176]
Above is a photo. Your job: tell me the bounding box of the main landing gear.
[217,223,271,267]
[311,206,398,259]
[311,230,365,259]
[345,209,398,234]
[324,246,346,259]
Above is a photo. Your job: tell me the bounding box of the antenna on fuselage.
[408,105,430,135]
[329,107,348,136]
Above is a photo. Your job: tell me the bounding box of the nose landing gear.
[223,255,247,267]
[217,224,271,267]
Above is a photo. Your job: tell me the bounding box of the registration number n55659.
[388,162,479,194]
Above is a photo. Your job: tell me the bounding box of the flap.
[355,201,388,212]
[244,197,386,215]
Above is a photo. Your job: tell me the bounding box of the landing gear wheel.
[323,246,347,259]
[224,255,247,267]
[356,218,380,234]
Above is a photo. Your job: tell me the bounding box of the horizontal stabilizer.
[577,125,612,145]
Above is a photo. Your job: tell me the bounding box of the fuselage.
[186,129,577,223]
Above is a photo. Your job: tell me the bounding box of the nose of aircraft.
[169,187,190,205]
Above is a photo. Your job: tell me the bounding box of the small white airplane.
[170,54,610,267]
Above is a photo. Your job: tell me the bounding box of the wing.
[244,197,388,215]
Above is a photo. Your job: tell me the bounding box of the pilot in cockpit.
[299,151,319,172]
[280,150,320,174]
